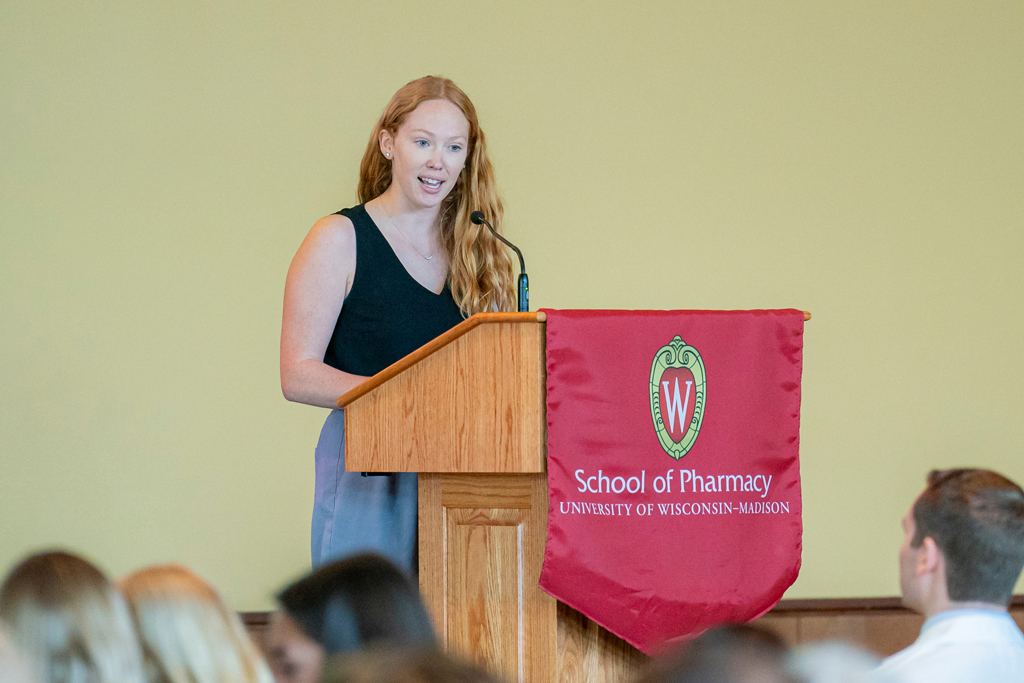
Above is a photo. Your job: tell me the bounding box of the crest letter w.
[662,378,693,433]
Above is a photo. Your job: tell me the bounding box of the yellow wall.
[2,1,1022,610]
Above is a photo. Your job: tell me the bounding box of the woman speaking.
[280,76,515,571]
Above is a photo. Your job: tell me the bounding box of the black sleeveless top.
[323,205,466,377]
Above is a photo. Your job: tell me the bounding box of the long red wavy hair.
[357,76,516,315]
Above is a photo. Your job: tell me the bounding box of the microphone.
[471,211,529,312]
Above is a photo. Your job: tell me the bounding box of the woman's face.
[381,98,470,210]
[266,612,324,683]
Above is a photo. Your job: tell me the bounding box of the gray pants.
[311,410,418,572]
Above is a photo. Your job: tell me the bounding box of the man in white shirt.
[875,468,1024,683]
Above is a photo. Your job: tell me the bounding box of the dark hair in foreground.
[321,648,499,683]
[636,624,795,683]
[912,468,1024,604]
[276,554,436,655]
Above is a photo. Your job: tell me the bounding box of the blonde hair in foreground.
[120,565,273,683]
[0,626,39,683]
[359,75,516,315]
[0,551,146,683]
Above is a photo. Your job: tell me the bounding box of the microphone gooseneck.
[470,210,529,312]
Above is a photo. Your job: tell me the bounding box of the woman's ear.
[379,129,394,159]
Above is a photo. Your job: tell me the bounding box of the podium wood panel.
[345,320,545,473]
[420,473,555,683]
[556,603,648,683]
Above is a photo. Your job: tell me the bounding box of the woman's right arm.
[280,214,368,410]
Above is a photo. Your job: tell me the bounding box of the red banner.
[539,309,804,654]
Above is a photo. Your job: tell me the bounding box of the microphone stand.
[470,211,529,312]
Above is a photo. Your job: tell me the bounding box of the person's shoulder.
[876,621,1024,683]
[939,610,1024,645]
[876,637,928,673]
[875,642,970,683]
[875,624,966,680]
[305,212,357,254]
[312,211,356,238]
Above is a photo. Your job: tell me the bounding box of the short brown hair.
[912,469,1024,604]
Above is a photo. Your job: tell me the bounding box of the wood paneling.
[550,596,1024,679]
[556,602,648,683]
[241,611,271,654]
[446,509,522,679]
[245,598,1024,677]
[344,320,546,473]
[757,597,1024,657]
[419,474,555,683]
[337,312,546,408]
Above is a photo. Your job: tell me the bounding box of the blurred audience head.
[320,647,499,683]
[1,625,38,683]
[0,550,146,683]
[639,624,795,683]
[900,468,1024,612]
[120,564,273,683]
[268,554,435,683]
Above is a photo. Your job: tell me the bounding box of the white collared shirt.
[874,608,1024,683]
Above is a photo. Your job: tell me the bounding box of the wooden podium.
[337,312,645,683]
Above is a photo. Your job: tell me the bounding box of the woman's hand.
[280,214,367,409]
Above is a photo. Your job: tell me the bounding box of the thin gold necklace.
[381,198,435,261]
